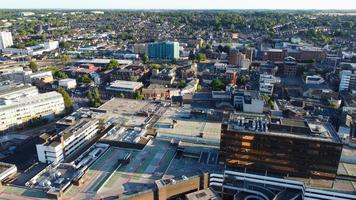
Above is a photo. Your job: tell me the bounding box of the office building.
[0,85,65,131]
[219,113,343,179]
[0,32,13,49]
[148,41,179,60]
[36,118,100,164]
[339,70,356,92]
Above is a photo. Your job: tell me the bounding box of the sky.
[1,0,356,10]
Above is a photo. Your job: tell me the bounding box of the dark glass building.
[219,113,343,179]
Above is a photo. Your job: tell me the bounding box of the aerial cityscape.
[0,1,356,200]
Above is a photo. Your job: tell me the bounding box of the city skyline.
[1,0,356,10]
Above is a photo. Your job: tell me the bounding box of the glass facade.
[219,123,343,180]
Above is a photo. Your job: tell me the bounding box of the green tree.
[88,88,102,107]
[58,87,73,110]
[211,79,225,91]
[60,54,71,65]
[29,61,39,72]
[54,71,68,79]
[178,80,187,89]
[150,64,161,70]
[59,41,70,49]
[197,84,202,92]
[143,54,149,64]
[237,75,247,85]
[106,59,119,70]
[79,75,92,84]
[133,91,144,100]
[196,53,207,63]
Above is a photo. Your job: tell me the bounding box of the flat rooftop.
[99,98,166,127]
[225,113,341,143]
[154,106,221,141]
[107,80,143,90]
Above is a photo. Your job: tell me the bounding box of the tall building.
[0,32,13,49]
[0,85,65,131]
[339,70,356,92]
[220,113,343,179]
[147,41,179,60]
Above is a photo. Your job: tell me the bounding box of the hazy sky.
[1,0,356,10]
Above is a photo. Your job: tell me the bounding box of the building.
[36,108,107,164]
[133,43,147,55]
[259,74,280,95]
[148,41,179,60]
[220,113,343,179]
[150,67,176,85]
[262,49,287,62]
[36,118,100,164]
[1,69,53,84]
[58,79,77,90]
[283,56,299,76]
[233,90,264,113]
[210,170,356,200]
[228,51,251,69]
[142,84,179,100]
[0,162,17,186]
[305,75,325,85]
[0,85,65,131]
[109,65,148,82]
[339,70,356,92]
[0,32,13,49]
[105,80,144,98]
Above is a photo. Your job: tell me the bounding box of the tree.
[211,79,225,91]
[196,53,207,63]
[133,91,144,100]
[60,54,71,65]
[88,88,101,107]
[54,71,68,79]
[59,41,70,49]
[178,80,187,89]
[29,61,39,72]
[79,74,92,84]
[106,59,119,70]
[143,54,149,64]
[150,64,161,70]
[237,75,247,85]
[197,84,202,92]
[58,87,73,110]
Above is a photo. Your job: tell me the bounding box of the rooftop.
[224,112,341,143]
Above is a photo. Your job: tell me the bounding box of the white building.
[2,41,59,56]
[0,87,65,131]
[106,80,144,96]
[36,118,99,164]
[259,74,280,95]
[1,69,53,84]
[0,32,13,49]
[58,79,77,90]
[234,91,264,114]
[305,75,325,85]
